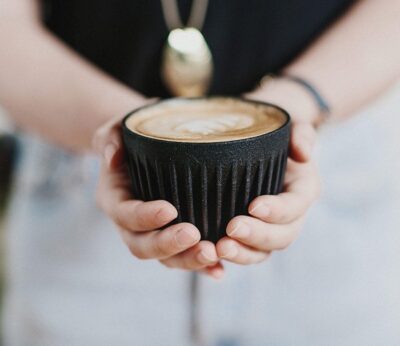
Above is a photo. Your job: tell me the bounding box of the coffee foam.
[125,98,287,143]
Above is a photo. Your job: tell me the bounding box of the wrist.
[247,76,321,126]
[96,89,147,122]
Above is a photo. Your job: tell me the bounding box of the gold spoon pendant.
[161,28,213,97]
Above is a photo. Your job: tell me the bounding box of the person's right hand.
[93,115,224,279]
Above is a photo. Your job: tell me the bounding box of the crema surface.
[126,98,287,142]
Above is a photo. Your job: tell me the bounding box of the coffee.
[122,97,290,243]
[126,98,286,142]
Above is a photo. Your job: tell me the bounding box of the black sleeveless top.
[42,0,353,97]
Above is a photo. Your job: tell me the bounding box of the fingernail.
[220,245,238,259]
[175,228,199,247]
[104,143,117,167]
[228,222,249,238]
[249,203,270,218]
[197,251,217,264]
[210,268,224,280]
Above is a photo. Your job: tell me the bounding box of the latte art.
[126,98,287,143]
[172,114,254,135]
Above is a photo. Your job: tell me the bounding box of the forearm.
[0,20,144,152]
[284,0,400,120]
[253,1,400,124]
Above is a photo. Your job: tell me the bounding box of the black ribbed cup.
[122,97,290,243]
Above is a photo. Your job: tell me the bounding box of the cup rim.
[122,96,291,146]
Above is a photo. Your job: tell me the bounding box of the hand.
[216,159,320,264]
[93,113,224,279]
[245,76,321,162]
[215,78,321,264]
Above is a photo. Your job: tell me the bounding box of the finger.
[216,237,270,265]
[200,262,225,280]
[122,223,201,260]
[96,160,178,231]
[226,215,304,252]
[290,123,316,162]
[113,199,178,231]
[160,241,218,270]
[248,163,320,224]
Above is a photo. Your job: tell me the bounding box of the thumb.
[290,123,317,163]
[92,117,124,169]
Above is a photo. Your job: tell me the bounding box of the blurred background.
[0,108,16,210]
[0,107,17,337]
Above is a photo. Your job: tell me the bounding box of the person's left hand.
[216,159,320,264]
[215,79,321,264]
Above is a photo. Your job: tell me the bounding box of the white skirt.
[3,85,400,346]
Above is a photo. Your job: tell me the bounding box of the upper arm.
[0,0,41,25]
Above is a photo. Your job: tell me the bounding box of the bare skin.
[1,1,400,278]
[0,0,144,151]
[93,90,319,279]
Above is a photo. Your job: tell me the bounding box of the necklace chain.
[160,0,209,30]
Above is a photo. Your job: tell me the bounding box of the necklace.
[160,0,213,97]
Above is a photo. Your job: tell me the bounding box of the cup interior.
[123,97,290,144]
